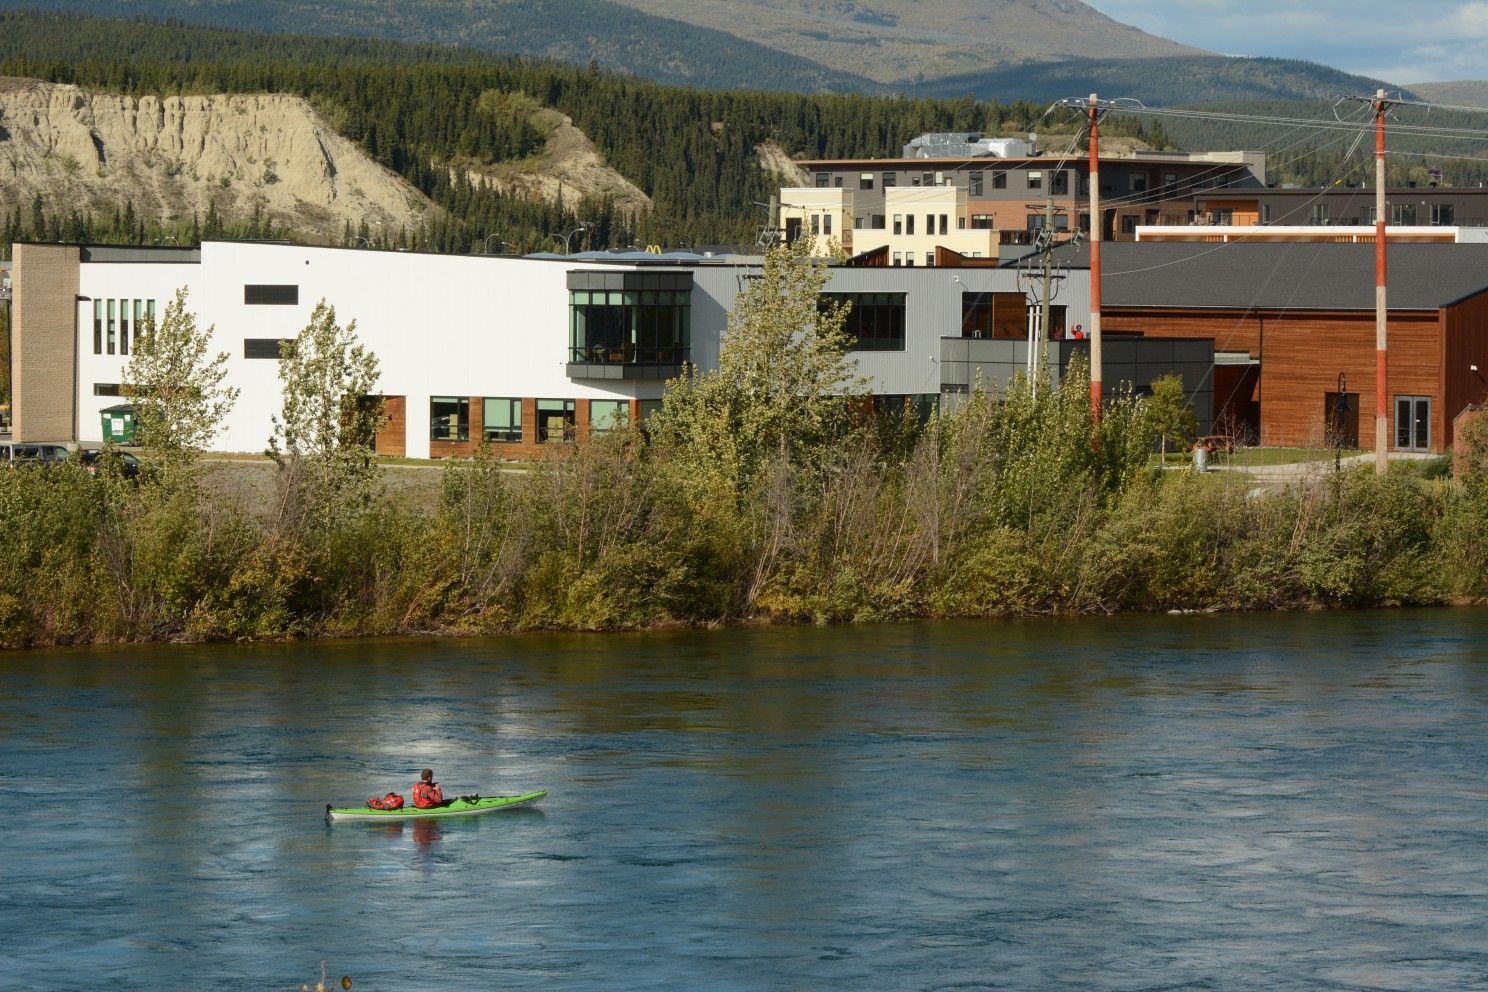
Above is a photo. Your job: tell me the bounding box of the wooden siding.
[1442,289,1488,448]
[374,395,406,457]
[1105,307,1447,451]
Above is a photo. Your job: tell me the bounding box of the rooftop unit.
[902,133,1035,160]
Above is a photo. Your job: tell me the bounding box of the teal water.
[2,611,1487,991]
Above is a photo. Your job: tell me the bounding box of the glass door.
[1394,396,1431,452]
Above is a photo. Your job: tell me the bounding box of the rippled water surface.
[3,612,1488,991]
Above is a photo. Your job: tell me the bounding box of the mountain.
[0,0,876,94]
[1407,81,1488,107]
[912,56,1417,107]
[609,0,1208,84]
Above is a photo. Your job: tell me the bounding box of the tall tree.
[122,287,239,478]
[268,300,382,530]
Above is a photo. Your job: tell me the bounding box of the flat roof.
[1101,242,1488,311]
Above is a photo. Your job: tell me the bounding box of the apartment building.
[788,133,1267,251]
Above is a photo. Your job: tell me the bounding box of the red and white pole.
[1088,93,1103,425]
[1374,89,1389,472]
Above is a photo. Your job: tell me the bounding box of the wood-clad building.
[1098,243,1488,453]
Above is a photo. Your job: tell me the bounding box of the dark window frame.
[244,284,300,306]
[821,292,907,352]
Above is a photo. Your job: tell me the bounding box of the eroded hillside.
[0,77,433,241]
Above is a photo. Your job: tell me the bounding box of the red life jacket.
[367,792,404,810]
[412,781,444,808]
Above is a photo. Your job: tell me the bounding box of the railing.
[569,345,688,365]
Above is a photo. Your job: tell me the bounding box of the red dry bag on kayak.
[367,792,405,810]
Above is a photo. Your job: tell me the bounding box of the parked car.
[80,449,141,479]
[2,442,74,467]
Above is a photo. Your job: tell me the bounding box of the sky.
[1091,0,1488,84]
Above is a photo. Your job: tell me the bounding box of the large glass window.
[93,300,102,354]
[106,299,116,355]
[859,172,874,190]
[1432,203,1455,226]
[969,172,984,196]
[821,293,906,352]
[119,300,130,356]
[589,399,630,434]
[569,289,691,365]
[483,398,522,443]
[537,399,576,443]
[430,396,470,442]
[961,292,1029,340]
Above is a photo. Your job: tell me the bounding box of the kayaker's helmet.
[420,768,433,782]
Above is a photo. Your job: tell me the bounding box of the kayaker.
[412,768,449,809]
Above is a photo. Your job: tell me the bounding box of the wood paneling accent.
[1106,306,1447,451]
[1442,289,1488,448]
[374,395,406,457]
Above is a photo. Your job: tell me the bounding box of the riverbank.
[3,409,1485,650]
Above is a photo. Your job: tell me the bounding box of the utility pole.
[1350,89,1395,472]
[1087,93,1104,425]
[1372,90,1391,474]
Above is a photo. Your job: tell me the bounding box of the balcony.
[565,344,686,380]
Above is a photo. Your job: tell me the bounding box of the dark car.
[80,449,142,479]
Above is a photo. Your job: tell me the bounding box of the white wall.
[77,243,654,456]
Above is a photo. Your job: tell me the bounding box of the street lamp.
[553,224,589,254]
[1334,371,1350,473]
[478,234,510,254]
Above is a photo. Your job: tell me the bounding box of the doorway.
[1395,396,1431,451]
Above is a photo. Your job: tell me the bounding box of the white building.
[9,239,1117,456]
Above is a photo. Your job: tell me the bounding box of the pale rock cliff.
[0,77,434,241]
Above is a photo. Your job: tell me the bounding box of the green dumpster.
[100,404,137,444]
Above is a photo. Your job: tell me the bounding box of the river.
[2,611,1486,991]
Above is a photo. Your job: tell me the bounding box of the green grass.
[1225,447,1361,467]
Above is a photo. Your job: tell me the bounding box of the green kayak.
[326,791,546,821]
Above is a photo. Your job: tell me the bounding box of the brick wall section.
[374,395,406,456]
[11,244,80,441]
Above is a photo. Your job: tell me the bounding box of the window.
[106,299,116,355]
[1391,202,1417,225]
[1261,204,1272,224]
[971,215,993,230]
[1051,172,1069,195]
[859,172,874,190]
[537,399,576,443]
[906,215,915,235]
[816,172,830,188]
[823,213,833,235]
[871,214,885,230]
[1130,173,1148,193]
[430,396,470,442]
[1121,216,1138,235]
[883,171,896,188]
[638,399,663,426]
[834,176,844,188]
[1433,203,1455,226]
[969,172,984,196]
[93,300,102,355]
[811,215,821,235]
[922,172,934,186]
[925,252,934,267]
[892,252,903,267]
[957,217,966,230]
[821,292,906,351]
[1209,209,1234,225]
[893,214,903,235]
[939,215,949,235]
[569,288,691,365]
[243,284,299,305]
[992,171,1007,189]
[905,256,915,267]
[961,292,1029,340]
[483,398,522,443]
[118,300,129,356]
[1312,204,1330,224]
[924,214,933,236]
[244,338,292,359]
[1395,396,1431,451]
[93,383,123,397]
[1027,171,1043,190]
[590,399,629,434]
